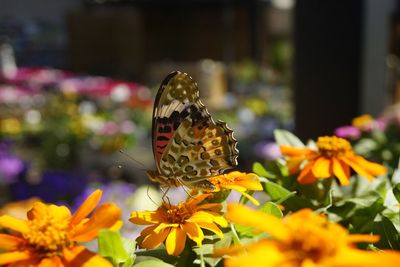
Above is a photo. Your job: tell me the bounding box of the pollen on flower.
[284,211,346,264]
[316,136,352,158]
[165,203,194,224]
[23,215,71,257]
[208,174,234,186]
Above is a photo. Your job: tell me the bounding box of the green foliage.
[274,129,304,147]
[98,230,136,267]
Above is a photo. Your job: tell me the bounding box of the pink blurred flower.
[334,126,361,139]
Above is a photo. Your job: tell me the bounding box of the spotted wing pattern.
[151,71,239,189]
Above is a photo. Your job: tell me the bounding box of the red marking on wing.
[154,122,175,163]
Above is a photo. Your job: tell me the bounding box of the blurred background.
[1,0,400,209]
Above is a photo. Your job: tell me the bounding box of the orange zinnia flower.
[216,204,400,267]
[207,171,263,205]
[129,193,227,256]
[0,189,121,266]
[280,136,386,185]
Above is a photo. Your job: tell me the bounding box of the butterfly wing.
[159,117,239,187]
[152,71,211,170]
[152,71,239,188]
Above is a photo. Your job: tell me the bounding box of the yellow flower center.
[165,203,194,224]
[316,136,352,158]
[208,174,234,187]
[23,215,71,257]
[283,211,347,265]
[352,114,374,129]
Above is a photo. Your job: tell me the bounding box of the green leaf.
[98,230,134,266]
[372,216,400,250]
[259,202,283,218]
[193,233,232,267]
[393,183,400,203]
[133,260,174,267]
[349,197,385,233]
[252,162,276,179]
[274,129,304,147]
[234,224,257,238]
[263,180,295,203]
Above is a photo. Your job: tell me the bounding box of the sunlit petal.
[70,189,102,226]
[0,251,32,265]
[141,228,170,249]
[332,158,351,186]
[129,210,166,225]
[226,203,289,240]
[181,222,204,246]
[312,156,331,178]
[70,203,121,242]
[0,234,24,251]
[297,162,317,184]
[0,216,29,234]
[165,227,187,256]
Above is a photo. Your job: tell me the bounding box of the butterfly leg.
[146,185,161,207]
[160,186,171,204]
[175,177,197,199]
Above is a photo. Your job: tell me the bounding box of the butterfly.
[147,71,239,190]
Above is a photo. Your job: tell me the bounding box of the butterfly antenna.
[177,178,195,199]
[119,149,147,171]
[146,185,161,207]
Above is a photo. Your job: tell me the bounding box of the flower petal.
[129,210,166,225]
[63,245,112,267]
[234,177,263,190]
[333,247,400,267]
[47,205,71,221]
[70,189,102,226]
[188,211,227,227]
[141,227,170,249]
[349,155,386,177]
[166,227,187,256]
[153,222,179,234]
[70,203,121,242]
[196,222,224,238]
[280,146,314,157]
[27,202,47,220]
[181,222,204,246]
[347,234,380,243]
[0,234,24,251]
[0,251,33,265]
[38,257,64,267]
[332,158,350,185]
[187,194,211,207]
[196,203,223,212]
[0,216,29,234]
[226,203,289,241]
[297,162,317,184]
[312,157,331,178]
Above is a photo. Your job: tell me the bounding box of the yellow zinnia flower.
[217,204,400,267]
[0,189,121,266]
[207,171,263,205]
[352,114,375,130]
[129,193,228,256]
[280,136,386,185]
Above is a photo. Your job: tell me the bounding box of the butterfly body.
[149,71,239,190]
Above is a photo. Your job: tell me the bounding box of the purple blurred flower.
[334,126,361,139]
[375,117,386,131]
[73,181,136,211]
[255,141,281,160]
[101,121,119,136]
[0,155,24,183]
[10,170,87,204]
[0,140,24,183]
